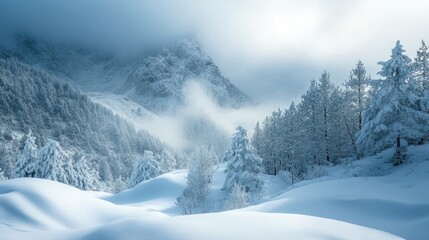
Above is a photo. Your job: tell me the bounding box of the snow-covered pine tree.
[63,157,77,186]
[317,71,335,163]
[328,87,355,161]
[254,103,303,178]
[298,79,323,165]
[412,40,429,143]
[36,139,71,184]
[158,149,177,174]
[283,101,307,182]
[413,40,429,91]
[357,41,429,165]
[223,126,264,200]
[250,121,263,155]
[261,109,284,175]
[345,60,371,132]
[74,158,100,190]
[271,109,285,175]
[257,117,271,171]
[11,130,38,178]
[99,158,114,183]
[223,183,249,210]
[128,150,160,188]
[176,144,218,214]
[280,103,297,176]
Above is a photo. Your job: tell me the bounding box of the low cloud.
[115,80,278,153]
[2,0,429,107]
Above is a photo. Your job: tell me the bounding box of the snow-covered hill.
[0,179,399,240]
[2,144,429,239]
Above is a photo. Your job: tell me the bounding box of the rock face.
[3,35,250,114]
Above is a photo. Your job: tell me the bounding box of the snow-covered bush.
[278,170,293,185]
[304,165,328,180]
[176,187,198,215]
[223,183,249,211]
[177,144,218,214]
[108,177,128,193]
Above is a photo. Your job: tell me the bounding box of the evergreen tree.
[345,60,370,131]
[298,79,323,165]
[63,157,77,186]
[251,121,263,155]
[257,117,271,171]
[11,130,38,178]
[36,139,70,184]
[260,109,283,175]
[74,158,100,190]
[99,158,114,183]
[158,149,177,174]
[128,151,160,188]
[223,126,264,200]
[328,87,355,161]
[357,41,429,165]
[317,71,335,163]
[413,40,429,90]
[176,144,218,214]
[283,102,307,182]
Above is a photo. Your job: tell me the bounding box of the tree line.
[252,40,429,181]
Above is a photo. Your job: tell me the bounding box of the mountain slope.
[0,58,170,186]
[2,35,250,114]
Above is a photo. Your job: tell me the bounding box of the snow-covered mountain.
[2,35,250,114]
[0,58,173,191]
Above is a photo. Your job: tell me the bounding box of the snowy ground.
[2,145,429,239]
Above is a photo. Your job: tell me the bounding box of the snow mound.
[78,212,400,240]
[4,144,429,239]
[248,145,429,240]
[0,172,402,240]
[105,170,187,214]
[0,178,144,231]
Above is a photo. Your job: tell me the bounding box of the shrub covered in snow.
[223,183,249,210]
[177,144,218,214]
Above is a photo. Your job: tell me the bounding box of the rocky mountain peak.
[0,34,251,114]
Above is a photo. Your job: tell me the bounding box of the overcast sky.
[1,0,429,105]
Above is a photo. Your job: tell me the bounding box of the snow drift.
[3,144,429,239]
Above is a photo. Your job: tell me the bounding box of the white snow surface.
[2,145,429,239]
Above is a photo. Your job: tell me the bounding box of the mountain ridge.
[0,34,251,114]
